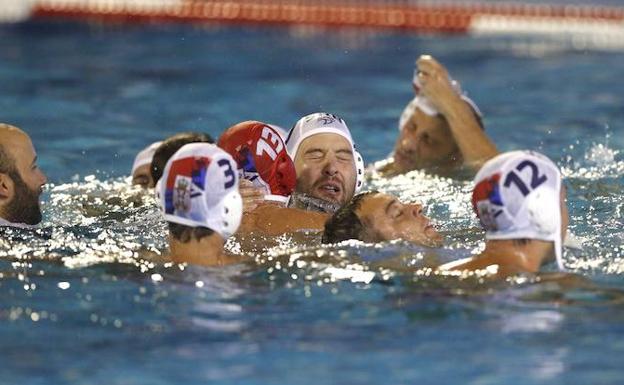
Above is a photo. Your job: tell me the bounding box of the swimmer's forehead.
[132,163,151,177]
[299,133,352,153]
[357,193,398,217]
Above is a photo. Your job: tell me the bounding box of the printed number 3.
[503,160,547,196]
[256,127,284,161]
[218,159,236,189]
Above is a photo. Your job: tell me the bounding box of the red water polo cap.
[218,121,296,202]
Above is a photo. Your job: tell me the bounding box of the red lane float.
[25,0,624,45]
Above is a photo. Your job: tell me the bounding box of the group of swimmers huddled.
[0,55,570,278]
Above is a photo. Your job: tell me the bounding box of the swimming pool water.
[1,19,624,385]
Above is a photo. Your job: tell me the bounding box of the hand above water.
[415,54,464,117]
[239,179,265,213]
[415,54,498,170]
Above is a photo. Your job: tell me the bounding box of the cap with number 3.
[156,142,242,239]
[218,121,296,203]
[471,150,565,269]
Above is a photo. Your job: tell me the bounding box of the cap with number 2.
[471,150,565,269]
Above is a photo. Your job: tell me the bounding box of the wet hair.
[512,239,531,246]
[322,191,378,244]
[168,222,215,243]
[151,132,214,184]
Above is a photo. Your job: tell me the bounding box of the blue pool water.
[1,18,624,385]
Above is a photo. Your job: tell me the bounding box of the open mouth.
[394,150,408,160]
[394,150,414,166]
[317,181,342,201]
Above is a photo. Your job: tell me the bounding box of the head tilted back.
[286,112,364,193]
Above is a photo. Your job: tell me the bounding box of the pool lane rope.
[3,0,624,50]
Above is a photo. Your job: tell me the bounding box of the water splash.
[562,142,624,180]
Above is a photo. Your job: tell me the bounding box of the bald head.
[0,123,47,225]
[0,123,27,174]
[0,123,28,141]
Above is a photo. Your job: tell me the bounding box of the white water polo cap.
[131,141,162,175]
[156,143,242,239]
[472,150,565,269]
[286,112,364,193]
[398,69,482,130]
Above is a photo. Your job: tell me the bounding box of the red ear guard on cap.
[218,121,296,198]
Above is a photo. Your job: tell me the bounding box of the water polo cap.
[156,143,242,239]
[218,121,296,203]
[471,150,565,269]
[131,141,162,175]
[398,68,482,130]
[286,112,364,193]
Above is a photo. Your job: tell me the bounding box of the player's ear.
[0,172,15,201]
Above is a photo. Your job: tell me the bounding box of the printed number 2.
[218,159,236,189]
[503,160,547,196]
[256,127,284,161]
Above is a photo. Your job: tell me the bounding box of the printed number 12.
[503,160,547,196]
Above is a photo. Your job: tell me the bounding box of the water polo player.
[285,112,364,213]
[0,123,47,227]
[219,120,327,235]
[131,141,162,188]
[156,142,243,266]
[322,191,443,247]
[440,150,569,277]
[218,120,296,204]
[376,55,498,177]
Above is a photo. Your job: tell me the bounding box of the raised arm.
[416,55,498,170]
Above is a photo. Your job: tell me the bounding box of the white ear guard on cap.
[156,143,243,239]
[354,149,365,193]
[286,112,364,195]
[472,150,565,269]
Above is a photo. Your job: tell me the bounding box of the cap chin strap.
[264,194,289,204]
[526,183,564,270]
[354,149,365,194]
[287,192,341,214]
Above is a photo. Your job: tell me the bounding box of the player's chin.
[425,227,444,247]
[394,152,418,172]
[410,227,444,247]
